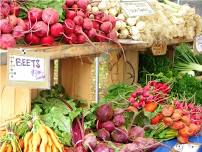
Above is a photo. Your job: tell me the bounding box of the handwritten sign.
[120,0,154,17]
[172,143,201,152]
[7,49,50,89]
[152,41,167,56]
[194,35,202,54]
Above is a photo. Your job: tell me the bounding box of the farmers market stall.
[0,0,202,152]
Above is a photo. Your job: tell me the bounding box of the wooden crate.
[0,65,31,123]
[0,39,193,122]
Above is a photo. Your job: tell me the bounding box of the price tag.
[152,41,167,56]
[7,49,50,89]
[194,35,202,54]
[172,143,201,152]
[120,0,154,17]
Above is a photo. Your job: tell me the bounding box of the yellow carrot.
[32,132,41,152]
[47,135,53,147]
[39,127,48,152]
[0,142,7,152]
[6,144,12,152]
[45,145,51,152]
[28,138,32,152]
[52,145,58,152]
[11,141,16,152]
[24,132,32,152]
[44,126,62,152]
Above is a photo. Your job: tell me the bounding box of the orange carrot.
[144,102,158,112]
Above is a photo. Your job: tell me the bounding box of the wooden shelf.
[0,38,193,65]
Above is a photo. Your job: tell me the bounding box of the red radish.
[0,19,13,34]
[28,8,42,22]
[41,36,54,46]
[66,10,76,19]
[83,18,93,30]
[0,34,16,49]
[42,8,59,25]
[64,33,77,44]
[93,21,100,30]
[72,4,78,11]
[113,114,125,127]
[0,12,4,19]
[64,19,75,34]
[87,28,96,39]
[65,0,75,7]
[96,103,114,122]
[77,34,86,44]
[50,23,64,37]
[12,25,25,39]
[25,33,40,45]
[7,15,18,26]
[17,18,27,30]
[95,32,107,42]
[77,0,89,10]
[102,121,115,132]
[107,30,117,40]
[33,21,48,37]
[0,2,10,17]
[97,128,110,141]
[100,21,113,34]
[10,3,20,16]
[77,11,85,17]
[73,15,84,26]
[108,15,116,28]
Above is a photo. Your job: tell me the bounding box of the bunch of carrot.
[0,123,23,152]
[150,104,201,143]
[23,117,63,152]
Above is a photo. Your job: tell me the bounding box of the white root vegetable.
[119,29,129,39]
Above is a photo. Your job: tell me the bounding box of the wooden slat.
[0,65,31,123]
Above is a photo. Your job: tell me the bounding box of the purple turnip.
[113,114,125,127]
[102,121,115,132]
[128,126,144,141]
[111,128,128,143]
[96,103,114,122]
[97,128,110,141]
[83,134,97,150]
[94,143,111,152]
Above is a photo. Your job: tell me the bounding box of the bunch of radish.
[151,104,201,144]
[128,81,170,109]
[0,0,26,49]
[24,7,64,46]
[63,0,118,44]
[174,100,202,125]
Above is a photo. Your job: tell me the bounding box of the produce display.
[0,0,202,152]
[0,0,201,49]
[88,0,202,44]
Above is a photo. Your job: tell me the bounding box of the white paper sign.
[195,35,202,54]
[9,55,46,81]
[173,143,201,152]
[7,49,50,89]
[120,0,154,17]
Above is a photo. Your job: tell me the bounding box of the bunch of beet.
[0,0,25,49]
[128,81,170,109]
[23,7,64,46]
[151,104,201,144]
[63,0,117,44]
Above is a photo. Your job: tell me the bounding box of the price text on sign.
[120,0,154,17]
[7,50,50,89]
[195,35,202,54]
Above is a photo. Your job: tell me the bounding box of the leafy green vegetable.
[19,0,65,22]
[100,83,136,108]
[134,110,150,127]
[31,85,82,146]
